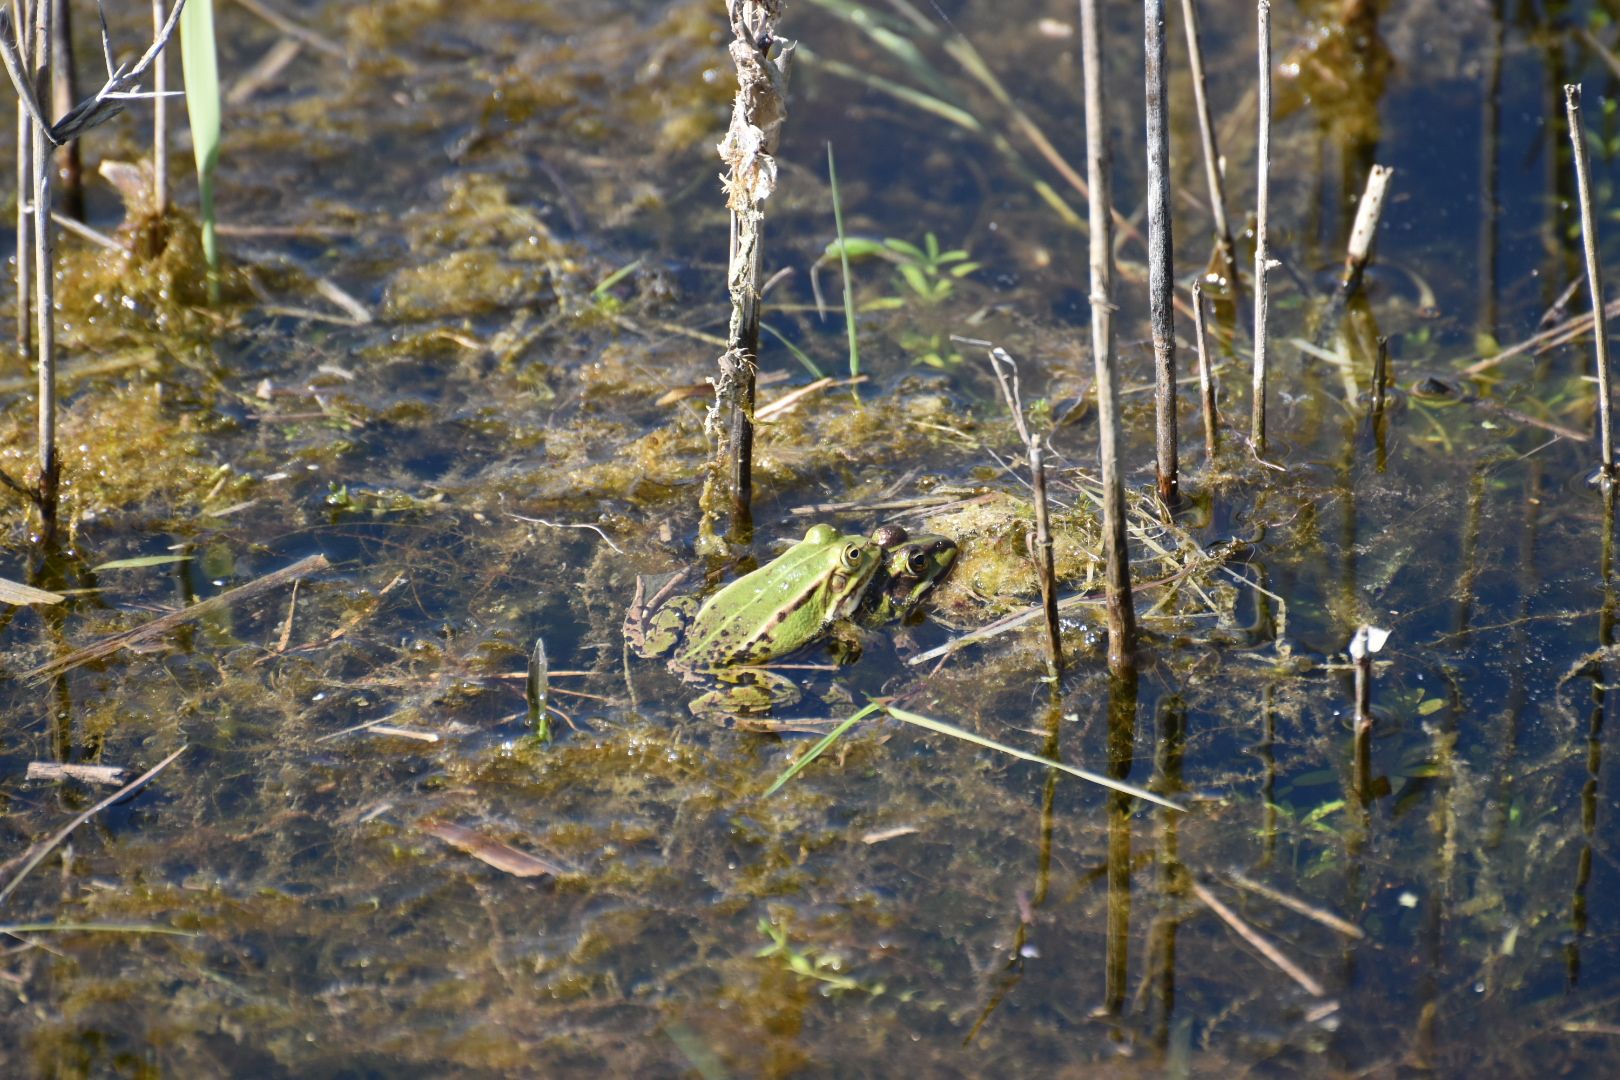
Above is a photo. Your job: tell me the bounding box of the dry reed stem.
[1145,0,1177,504]
[1565,84,1615,479]
[1080,0,1137,678]
[1250,0,1272,452]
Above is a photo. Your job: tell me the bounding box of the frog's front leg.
[688,667,802,719]
[823,618,881,667]
[625,577,698,660]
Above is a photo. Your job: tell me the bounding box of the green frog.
[625,523,957,718]
[858,525,960,627]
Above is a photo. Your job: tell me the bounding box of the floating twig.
[24,761,128,785]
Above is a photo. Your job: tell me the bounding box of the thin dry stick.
[1191,878,1326,997]
[152,0,166,214]
[1144,0,1177,504]
[27,553,330,680]
[1180,0,1242,311]
[1193,281,1219,462]
[1340,164,1392,299]
[0,745,188,908]
[1251,0,1272,452]
[1462,295,1620,376]
[1566,84,1615,479]
[1081,0,1137,677]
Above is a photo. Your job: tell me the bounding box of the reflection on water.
[4,0,1620,1074]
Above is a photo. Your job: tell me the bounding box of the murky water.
[4,0,1620,1074]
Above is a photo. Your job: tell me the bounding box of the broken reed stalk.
[12,0,28,364]
[152,0,167,213]
[1144,0,1177,505]
[1080,0,1137,678]
[1251,0,1272,453]
[1180,0,1242,310]
[1340,164,1392,299]
[1565,84,1615,480]
[1192,281,1219,462]
[703,1,795,548]
[1349,624,1385,803]
[1030,435,1063,679]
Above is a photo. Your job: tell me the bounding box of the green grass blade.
[180,0,222,302]
[885,706,1185,811]
[763,701,883,795]
[827,143,859,378]
[761,321,825,379]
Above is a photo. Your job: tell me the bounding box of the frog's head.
[865,525,958,624]
[798,523,885,620]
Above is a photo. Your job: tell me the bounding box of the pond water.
[4,0,1620,1075]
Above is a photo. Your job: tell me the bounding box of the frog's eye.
[904,547,928,575]
[841,543,864,568]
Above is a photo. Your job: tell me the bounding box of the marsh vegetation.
[3,0,1620,1075]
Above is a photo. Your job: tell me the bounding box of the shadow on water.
[5,0,1620,1074]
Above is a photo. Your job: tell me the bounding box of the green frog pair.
[624,523,957,718]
